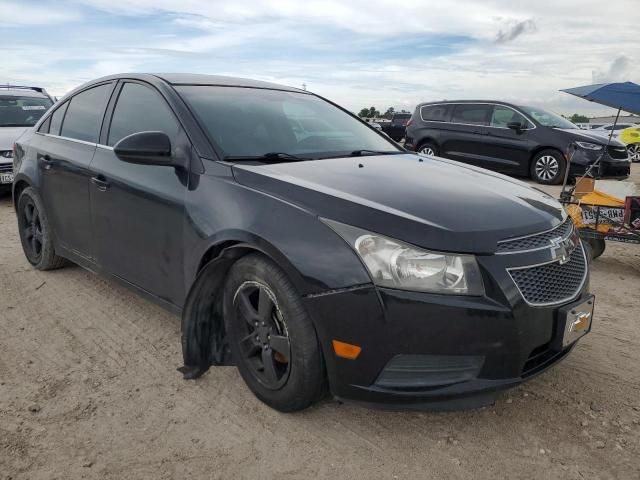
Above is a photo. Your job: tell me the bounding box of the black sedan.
[12,74,594,411]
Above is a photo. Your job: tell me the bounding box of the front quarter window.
[176,86,400,159]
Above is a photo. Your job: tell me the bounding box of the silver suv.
[1,86,54,191]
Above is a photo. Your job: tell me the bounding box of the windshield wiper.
[223,152,310,163]
[350,149,405,156]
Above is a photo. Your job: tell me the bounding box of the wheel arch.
[12,177,32,209]
[416,136,439,152]
[528,146,565,167]
[180,234,315,379]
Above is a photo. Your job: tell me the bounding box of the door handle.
[91,176,110,191]
[38,153,52,169]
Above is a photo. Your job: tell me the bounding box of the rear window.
[391,113,411,125]
[451,104,492,126]
[60,84,112,143]
[0,95,52,127]
[420,104,450,122]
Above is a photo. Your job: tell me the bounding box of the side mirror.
[114,131,174,166]
[507,121,523,131]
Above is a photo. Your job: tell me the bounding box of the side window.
[451,104,492,126]
[603,126,612,130]
[38,116,51,134]
[108,83,179,147]
[491,106,528,128]
[48,101,68,136]
[61,84,112,143]
[421,104,450,122]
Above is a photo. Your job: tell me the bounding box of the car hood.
[0,126,29,151]
[232,154,566,254]
[556,128,625,147]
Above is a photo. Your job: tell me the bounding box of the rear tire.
[223,253,326,412]
[417,142,438,156]
[17,187,67,270]
[530,149,566,185]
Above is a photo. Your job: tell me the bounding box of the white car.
[589,122,636,140]
[0,86,54,192]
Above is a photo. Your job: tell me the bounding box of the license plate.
[556,296,594,349]
[581,207,624,225]
[0,172,13,184]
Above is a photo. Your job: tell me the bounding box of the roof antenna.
[302,83,307,91]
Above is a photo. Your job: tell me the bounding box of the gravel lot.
[1,167,639,480]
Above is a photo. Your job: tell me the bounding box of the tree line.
[357,106,410,119]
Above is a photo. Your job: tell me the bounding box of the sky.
[3,0,638,117]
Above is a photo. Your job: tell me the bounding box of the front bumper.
[303,246,591,409]
[570,148,630,179]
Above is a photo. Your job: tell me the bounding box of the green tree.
[382,107,395,119]
[570,113,589,123]
[358,108,370,118]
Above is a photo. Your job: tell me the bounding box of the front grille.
[508,243,587,306]
[497,218,573,253]
[0,163,13,173]
[608,146,629,160]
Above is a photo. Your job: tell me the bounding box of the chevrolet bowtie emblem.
[550,236,575,264]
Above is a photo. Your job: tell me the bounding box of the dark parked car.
[381,112,411,141]
[13,74,594,411]
[404,101,631,184]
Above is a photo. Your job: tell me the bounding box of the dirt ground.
[1,167,639,480]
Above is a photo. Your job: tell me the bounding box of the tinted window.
[0,95,52,127]
[177,86,399,158]
[491,106,528,128]
[48,101,68,135]
[451,104,492,125]
[108,83,180,146]
[391,113,411,125]
[421,104,450,122]
[61,84,112,143]
[38,116,51,134]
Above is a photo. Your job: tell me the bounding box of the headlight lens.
[575,141,603,151]
[0,150,13,159]
[323,219,484,295]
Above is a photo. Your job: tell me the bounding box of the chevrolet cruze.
[12,74,594,411]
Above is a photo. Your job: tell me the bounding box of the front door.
[89,81,189,306]
[482,105,534,175]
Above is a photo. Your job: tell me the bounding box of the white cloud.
[5,0,640,116]
[1,0,81,24]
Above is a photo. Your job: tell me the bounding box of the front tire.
[530,149,566,185]
[17,187,67,270]
[584,238,606,260]
[223,254,326,411]
[628,143,640,163]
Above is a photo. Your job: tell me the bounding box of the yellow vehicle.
[619,126,640,162]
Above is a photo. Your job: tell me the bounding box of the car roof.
[0,87,49,98]
[75,73,307,95]
[416,100,522,109]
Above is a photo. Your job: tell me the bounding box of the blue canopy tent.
[560,81,640,181]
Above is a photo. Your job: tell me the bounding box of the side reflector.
[332,340,362,360]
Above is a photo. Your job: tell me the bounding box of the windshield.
[520,106,577,129]
[0,95,53,127]
[176,86,400,159]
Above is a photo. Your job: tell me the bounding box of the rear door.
[89,80,189,306]
[440,103,492,167]
[37,82,114,259]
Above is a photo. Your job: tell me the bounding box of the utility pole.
[302,83,307,91]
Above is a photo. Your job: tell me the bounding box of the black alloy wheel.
[223,254,326,411]
[22,198,44,261]
[231,281,291,389]
[17,187,67,270]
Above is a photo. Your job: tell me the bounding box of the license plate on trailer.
[0,172,14,184]
[581,207,624,225]
[556,296,595,349]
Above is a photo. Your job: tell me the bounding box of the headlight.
[0,150,13,159]
[575,141,603,151]
[322,219,484,295]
